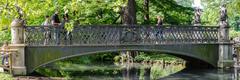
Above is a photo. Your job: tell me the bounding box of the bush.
[0,72,13,80]
[113,56,121,62]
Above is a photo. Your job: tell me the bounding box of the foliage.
[150,64,184,79]
[0,30,11,43]
[60,52,118,65]
[198,0,240,38]
[0,72,13,80]
[0,0,195,26]
[64,21,74,31]
[134,52,182,62]
[35,68,63,77]
[0,0,196,43]
[113,55,121,62]
[148,0,193,25]
[230,29,240,38]
[134,53,151,61]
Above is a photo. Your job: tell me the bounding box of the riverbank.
[15,76,66,80]
[0,72,66,80]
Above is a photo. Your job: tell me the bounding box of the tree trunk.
[122,0,137,25]
[143,0,149,24]
[120,7,126,24]
[120,0,137,63]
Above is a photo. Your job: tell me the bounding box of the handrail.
[25,25,220,28]
[0,49,19,52]
[24,25,220,46]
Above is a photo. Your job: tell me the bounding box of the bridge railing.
[0,48,18,74]
[24,25,219,46]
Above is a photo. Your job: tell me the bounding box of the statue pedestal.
[9,44,27,75]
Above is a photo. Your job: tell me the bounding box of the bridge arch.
[26,44,218,74]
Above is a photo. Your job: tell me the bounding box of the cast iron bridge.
[22,25,223,74]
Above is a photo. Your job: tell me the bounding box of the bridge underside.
[25,44,219,74]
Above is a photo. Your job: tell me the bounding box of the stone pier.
[217,4,234,68]
[10,19,27,75]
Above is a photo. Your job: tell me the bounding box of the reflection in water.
[233,68,240,80]
[118,63,184,80]
[37,62,185,80]
[37,62,240,80]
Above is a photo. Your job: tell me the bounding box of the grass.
[0,72,13,80]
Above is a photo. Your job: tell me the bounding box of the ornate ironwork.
[193,8,202,25]
[24,25,219,46]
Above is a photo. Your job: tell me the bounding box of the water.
[161,68,240,80]
[36,62,240,80]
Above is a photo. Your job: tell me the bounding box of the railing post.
[10,19,27,75]
[218,4,234,68]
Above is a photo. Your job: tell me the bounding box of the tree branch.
[112,14,121,24]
